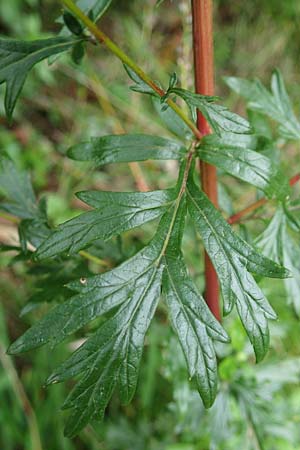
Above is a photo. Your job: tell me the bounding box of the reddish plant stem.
[192,0,220,321]
[228,173,300,225]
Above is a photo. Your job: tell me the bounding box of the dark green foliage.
[35,189,176,259]
[71,41,85,64]
[186,179,288,362]
[63,12,84,36]
[0,13,298,439]
[8,196,229,436]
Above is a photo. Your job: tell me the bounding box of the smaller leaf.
[35,189,176,259]
[68,134,187,165]
[71,42,85,65]
[169,88,252,135]
[58,0,113,35]
[124,64,158,96]
[197,133,290,200]
[63,11,83,36]
[168,72,178,90]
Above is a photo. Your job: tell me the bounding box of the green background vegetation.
[1,1,300,449]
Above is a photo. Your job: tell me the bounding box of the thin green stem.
[0,211,20,224]
[79,250,111,268]
[60,0,202,139]
[159,144,196,260]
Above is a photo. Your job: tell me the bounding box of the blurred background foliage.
[1,0,300,449]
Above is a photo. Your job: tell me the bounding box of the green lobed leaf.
[169,87,252,136]
[8,207,176,436]
[123,64,158,96]
[35,189,176,259]
[225,69,300,140]
[9,165,229,435]
[0,36,83,120]
[68,134,187,165]
[162,196,229,407]
[186,179,289,362]
[163,254,229,407]
[197,133,290,200]
[8,239,165,355]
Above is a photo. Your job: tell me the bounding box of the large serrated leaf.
[197,133,290,200]
[9,241,163,355]
[8,206,177,436]
[8,173,228,436]
[225,70,300,140]
[35,189,176,259]
[0,36,82,120]
[186,179,289,362]
[68,134,187,165]
[169,88,252,136]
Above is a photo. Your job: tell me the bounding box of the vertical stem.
[191,0,220,320]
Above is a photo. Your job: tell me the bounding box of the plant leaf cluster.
[0,10,297,437]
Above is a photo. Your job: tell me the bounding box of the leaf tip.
[45,373,60,386]
[6,340,21,355]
